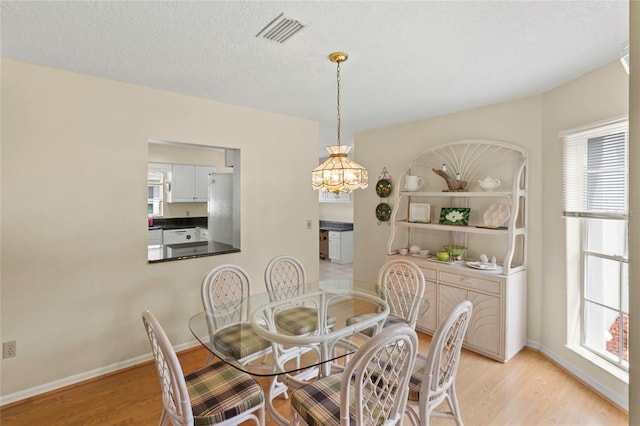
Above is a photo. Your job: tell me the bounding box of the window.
[147,170,163,217]
[561,117,629,371]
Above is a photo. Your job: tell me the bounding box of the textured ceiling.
[0,1,629,153]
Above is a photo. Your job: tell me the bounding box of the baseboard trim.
[526,340,628,412]
[0,340,200,407]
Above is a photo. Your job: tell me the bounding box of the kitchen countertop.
[148,216,207,230]
[319,220,353,232]
[148,240,239,263]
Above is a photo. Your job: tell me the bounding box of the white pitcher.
[404,175,424,191]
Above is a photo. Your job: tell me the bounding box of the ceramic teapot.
[479,176,501,191]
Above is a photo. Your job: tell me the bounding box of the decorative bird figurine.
[432,165,467,192]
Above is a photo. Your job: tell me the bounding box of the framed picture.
[439,207,470,226]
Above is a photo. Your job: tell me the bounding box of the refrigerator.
[207,173,236,247]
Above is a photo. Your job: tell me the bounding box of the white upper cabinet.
[319,191,351,203]
[166,164,215,203]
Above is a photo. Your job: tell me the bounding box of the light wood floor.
[0,332,627,425]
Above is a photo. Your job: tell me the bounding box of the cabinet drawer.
[418,266,437,282]
[439,271,501,295]
[163,228,197,245]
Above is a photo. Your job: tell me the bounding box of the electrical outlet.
[3,341,16,359]
[306,219,312,230]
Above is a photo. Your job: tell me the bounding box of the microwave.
[409,203,431,223]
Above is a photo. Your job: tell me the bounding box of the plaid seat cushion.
[346,314,408,337]
[291,374,349,426]
[185,362,264,426]
[407,353,428,402]
[292,373,390,426]
[213,322,271,359]
[275,306,337,335]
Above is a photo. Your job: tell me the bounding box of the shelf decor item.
[375,203,392,222]
[478,176,501,191]
[432,165,467,191]
[483,203,510,228]
[439,207,470,226]
[375,178,392,197]
[409,203,431,223]
[375,168,393,224]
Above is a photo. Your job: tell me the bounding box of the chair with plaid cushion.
[265,256,337,336]
[406,300,473,426]
[290,324,418,426]
[346,259,426,337]
[264,256,336,395]
[201,264,272,366]
[141,310,265,426]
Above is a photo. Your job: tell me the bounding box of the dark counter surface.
[319,220,353,232]
[149,240,239,263]
[148,216,207,230]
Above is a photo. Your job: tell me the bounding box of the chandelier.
[312,52,368,194]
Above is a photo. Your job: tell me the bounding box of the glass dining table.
[188,279,429,425]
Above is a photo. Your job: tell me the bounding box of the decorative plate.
[466,261,502,271]
[375,178,392,198]
[375,202,392,222]
[483,203,510,228]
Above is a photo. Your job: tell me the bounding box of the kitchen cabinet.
[166,242,210,257]
[387,139,528,362]
[319,191,351,203]
[392,254,526,362]
[416,266,438,333]
[148,229,163,246]
[198,227,208,241]
[166,164,214,203]
[328,230,353,264]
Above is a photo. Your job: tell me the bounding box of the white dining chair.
[264,256,331,395]
[201,264,271,366]
[265,255,336,336]
[290,324,418,426]
[406,300,473,426]
[141,310,265,426]
[347,259,426,336]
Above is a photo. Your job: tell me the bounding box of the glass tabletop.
[188,279,429,377]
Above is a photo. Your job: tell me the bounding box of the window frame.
[148,163,171,217]
[561,116,629,373]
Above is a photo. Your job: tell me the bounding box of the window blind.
[561,118,628,219]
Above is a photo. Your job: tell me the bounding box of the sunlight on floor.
[319,259,353,281]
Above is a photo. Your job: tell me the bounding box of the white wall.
[0,59,320,400]
[539,61,629,406]
[353,61,628,407]
[319,202,354,223]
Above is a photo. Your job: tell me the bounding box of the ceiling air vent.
[256,13,305,43]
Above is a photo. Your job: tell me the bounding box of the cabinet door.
[194,166,214,201]
[438,284,467,326]
[148,229,163,246]
[465,291,501,357]
[417,280,437,333]
[169,165,196,202]
[320,191,351,202]
[328,232,340,261]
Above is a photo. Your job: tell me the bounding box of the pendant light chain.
[336,60,342,147]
